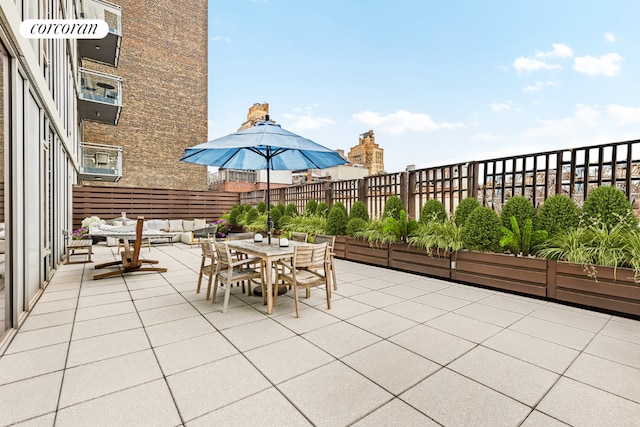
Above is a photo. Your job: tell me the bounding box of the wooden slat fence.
[73,185,240,228]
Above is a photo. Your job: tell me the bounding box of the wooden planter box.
[451,251,548,297]
[389,243,450,279]
[550,261,640,317]
[333,236,346,259]
[344,237,389,267]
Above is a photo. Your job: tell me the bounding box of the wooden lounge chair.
[94,216,167,280]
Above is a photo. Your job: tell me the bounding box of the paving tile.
[600,319,640,345]
[315,297,374,320]
[145,315,215,347]
[482,329,579,373]
[72,312,142,341]
[426,312,501,343]
[0,372,62,426]
[351,277,396,291]
[390,324,475,365]
[403,277,451,293]
[79,283,128,297]
[133,293,187,311]
[342,340,440,394]
[204,305,266,330]
[510,315,595,350]
[454,302,525,327]
[379,283,431,299]
[354,290,404,308]
[4,324,72,354]
[436,284,494,302]
[167,354,271,422]
[521,410,571,427]
[401,368,530,426]
[414,292,470,311]
[74,300,136,322]
[347,309,417,339]
[302,321,381,359]
[565,353,640,403]
[530,304,610,332]
[244,336,334,384]
[220,318,295,352]
[585,333,640,369]
[334,282,378,297]
[59,350,163,408]
[351,398,439,426]
[383,300,447,323]
[537,377,640,427]
[55,379,181,427]
[67,328,150,367]
[449,346,559,406]
[479,293,544,314]
[28,298,77,316]
[36,289,79,303]
[137,302,200,327]
[186,387,311,426]
[278,361,393,427]
[11,412,56,426]
[129,285,177,300]
[155,332,238,376]
[273,306,340,334]
[18,309,76,332]
[76,291,132,309]
[0,343,68,385]
[377,270,424,284]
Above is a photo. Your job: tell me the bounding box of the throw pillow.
[162,219,170,231]
[183,220,195,232]
[193,218,206,230]
[168,219,184,232]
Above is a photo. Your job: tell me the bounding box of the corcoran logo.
[19,19,108,39]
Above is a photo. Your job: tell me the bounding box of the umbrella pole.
[266,162,272,244]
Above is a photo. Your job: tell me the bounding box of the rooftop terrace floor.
[0,243,639,426]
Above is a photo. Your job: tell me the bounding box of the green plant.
[246,207,259,224]
[270,206,282,229]
[420,199,448,224]
[229,206,242,226]
[537,194,581,237]
[408,219,465,254]
[277,214,293,229]
[582,185,637,230]
[257,201,267,214]
[246,213,267,233]
[281,215,327,236]
[454,197,480,227]
[500,216,548,256]
[304,200,318,216]
[285,203,299,217]
[326,205,348,235]
[462,206,502,252]
[332,201,346,213]
[316,202,330,217]
[349,201,369,222]
[354,209,408,245]
[346,217,368,236]
[382,195,404,220]
[500,196,537,230]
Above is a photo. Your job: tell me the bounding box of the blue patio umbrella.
[181,121,348,243]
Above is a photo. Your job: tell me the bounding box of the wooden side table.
[66,239,93,264]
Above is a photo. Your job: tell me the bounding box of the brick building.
[80,0,208,190]
[348,130,385,175]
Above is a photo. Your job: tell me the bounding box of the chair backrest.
[293,242,327,270]
[123,217,144,267]
[290,232,308,243]
[313,233,335,249]
[214,242,232,267]
[200,240,216,260]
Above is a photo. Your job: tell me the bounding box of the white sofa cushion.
[168,219,184,232]
[183,220,195,232]
[194,218,207,230]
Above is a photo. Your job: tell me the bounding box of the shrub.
[278,214,293,229]
[304,200,318,216]
[582,185,637,230]
[316,202,330,217]
[500,196,537,230]
[281,215,327,235]
[382,195,404,220]
[270,206,282,229]
[332,201,346,213]
[538,194,580,237]
[229,206,241,226]
[346,218,368,236]
[500,216,548,256]
[408,220,465,254]
[326,205,348,236]
[240,204,251,213]
[454,197,480,227]
[285,203,299,217]
[420,199,447,224]
[246,207,259,224]
[349,201,369,222]
[462,206,502,252]
[256,201,266,214]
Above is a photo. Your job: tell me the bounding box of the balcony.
[78,142,122,182]
[78,68,122,124]
[76,0,122,66]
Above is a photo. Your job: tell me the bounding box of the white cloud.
[536,43,574,59]
[352,110,465,134]
[604,33,616,43]
[472,132,502,142]
[281,112,335,131]
[573,53,623,76]
[607,104,640,125]
[211,35,231,44]
[513,57,560,73]
[490,102,511,113]
[523,81,556,92]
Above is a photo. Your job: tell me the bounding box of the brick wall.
[82,0,208,190]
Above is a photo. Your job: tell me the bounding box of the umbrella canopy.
[181,121,348,242]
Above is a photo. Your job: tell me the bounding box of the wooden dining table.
[225,239,309,315]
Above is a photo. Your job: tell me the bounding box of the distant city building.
[238,103,275,131]
[348,130,384,175]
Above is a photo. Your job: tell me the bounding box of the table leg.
[265,257,273,315]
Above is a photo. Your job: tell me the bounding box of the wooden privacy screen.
[73,185,240,228]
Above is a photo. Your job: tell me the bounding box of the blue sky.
[208,1,640,173]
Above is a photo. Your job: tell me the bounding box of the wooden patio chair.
[275,242,330,318]
[212,242,262,313]
[197,240,217,300]
[93,216,167,280]
[313,234,337,290]
[290,232,308,243]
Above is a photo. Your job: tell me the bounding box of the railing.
[79,142,122,182]
[76,0,122,65]
[78,68,122,124]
